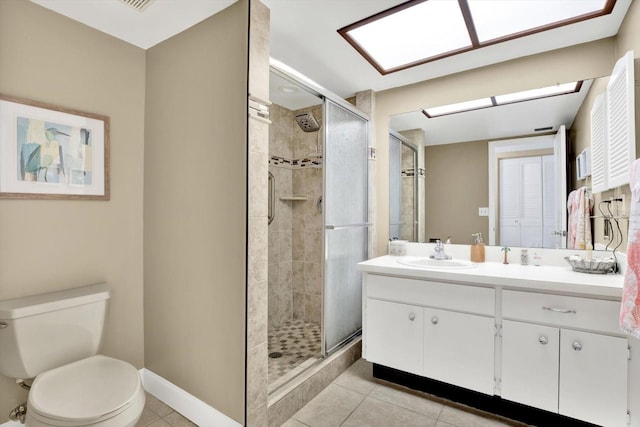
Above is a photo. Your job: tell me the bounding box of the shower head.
[295,112,320,132]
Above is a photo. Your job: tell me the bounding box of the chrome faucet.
[430,240,452,260]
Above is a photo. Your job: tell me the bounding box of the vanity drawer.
[502,290,621,335]
[366,274,494,316]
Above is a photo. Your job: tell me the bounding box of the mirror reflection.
[389,131,419,242]
[389,77,608,249]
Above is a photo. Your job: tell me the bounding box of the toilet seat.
[27,355,145,427]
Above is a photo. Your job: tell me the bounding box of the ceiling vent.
[119,0,156,12]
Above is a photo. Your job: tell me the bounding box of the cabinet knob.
[538,336,548,345]
[431,316,438,325]
[408,313,415,321]
[572,341,583,351]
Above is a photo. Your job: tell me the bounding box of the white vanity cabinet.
[501,290,629,427]
[364,274,495,395]
[366,299,423,375]
[423,307,495,395]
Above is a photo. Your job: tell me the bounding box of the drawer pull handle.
[539,336,548,345]
[572,341,583,351]
[408,313,415,321]
[431,316,439,325]
[542,306,576,314]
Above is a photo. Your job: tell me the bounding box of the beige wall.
[566,0,640,252]
[424,140,489,244]
[375,38,616,255]
[0,0,146,422]
[143,1,248,423]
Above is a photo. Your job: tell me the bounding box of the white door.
[553,126,567,248]
[501,320,559,413]
[559,329,628,427]
[499,159,521,246]
[542,155,557,248]
[499,157,544,247]
[366,299,423,375]
[423,308,494,395]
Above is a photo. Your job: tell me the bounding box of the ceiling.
[29,0,632,144]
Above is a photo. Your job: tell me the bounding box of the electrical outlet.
[478,207,489,217]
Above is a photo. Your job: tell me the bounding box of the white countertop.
[358,255,624,299]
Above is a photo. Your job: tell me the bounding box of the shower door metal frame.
[321,100,370,356]
[270,59,371,358]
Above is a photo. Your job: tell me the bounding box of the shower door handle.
[325,223,372,230]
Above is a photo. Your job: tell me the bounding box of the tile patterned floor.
[268,319,321,385]
[135,393,197,427]
[282,359,530,427]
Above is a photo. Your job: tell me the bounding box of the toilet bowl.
[0,283,145,426]
[25,355,145,427]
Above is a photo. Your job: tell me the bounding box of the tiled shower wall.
[268,103,323,328]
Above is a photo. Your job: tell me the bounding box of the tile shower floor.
[268,319,322,391]
[283,359,529,427]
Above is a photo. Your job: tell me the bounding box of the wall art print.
[0,95,109,200]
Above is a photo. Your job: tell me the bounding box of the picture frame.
[0,94,109,200]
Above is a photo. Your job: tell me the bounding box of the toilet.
[0,283,145,427]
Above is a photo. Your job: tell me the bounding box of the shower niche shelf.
[280,195,308,201]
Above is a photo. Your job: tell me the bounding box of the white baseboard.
[0,421,21,427]
[140,369,242,427]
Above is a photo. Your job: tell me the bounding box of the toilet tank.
[0,283,110,379]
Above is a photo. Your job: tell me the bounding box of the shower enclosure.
[267,65,369,392]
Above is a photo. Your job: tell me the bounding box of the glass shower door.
[323,99,369,354]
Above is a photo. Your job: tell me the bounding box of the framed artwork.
[0,95,109,200]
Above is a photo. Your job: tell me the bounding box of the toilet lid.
[28,355,141,423]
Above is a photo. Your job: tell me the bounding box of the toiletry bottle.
[470,233,485,263]
[585,241,593,262]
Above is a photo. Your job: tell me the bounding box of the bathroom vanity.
[359,251,638,427]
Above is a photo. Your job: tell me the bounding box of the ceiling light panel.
[424,97,493,117]
[344,1,471,72]
[494,82,580,104]
[468,0,609,42]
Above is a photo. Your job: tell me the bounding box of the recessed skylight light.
[424,97,493,118]
[345,1,471,71]
[423,81,582,118]
[494,82,582,104]
[468,0,608,43]
[339,0,616,75]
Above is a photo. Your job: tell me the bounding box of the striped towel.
[620,159,640,339]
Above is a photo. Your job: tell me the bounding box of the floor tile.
[162,410,198,426]
[145,393,174,417]
[292,383,366,427]
[341,396,437,427]
[145,419,172,427]
[282,419,310,427]
[369,383,443,419]
[135,407,160,426]
[438,405,514,427]
[333,358,376,395]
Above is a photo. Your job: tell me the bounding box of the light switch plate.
[478,207,489,217]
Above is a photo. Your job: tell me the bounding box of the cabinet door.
[366,299,423,375]
[559,330,628,427]
[501,320,559,413]
[424,308,494,395]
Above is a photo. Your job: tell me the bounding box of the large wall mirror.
[388,75,615,250]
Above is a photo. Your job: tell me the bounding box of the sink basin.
[396,256,476,269]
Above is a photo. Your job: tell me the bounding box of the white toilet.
[0,283,145,427]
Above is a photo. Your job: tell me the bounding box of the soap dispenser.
[471,233,485,263]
